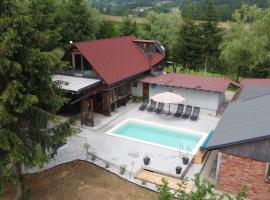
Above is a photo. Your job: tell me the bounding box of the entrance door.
[143,83,149,100]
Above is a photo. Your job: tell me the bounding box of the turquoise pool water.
[112,120,202,152]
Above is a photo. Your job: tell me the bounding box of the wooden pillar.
[80,98,94,126]
[80,98,89,125]
[102,91,111,116]
[89,98,94,127]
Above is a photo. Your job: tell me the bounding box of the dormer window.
[144,44,155,55]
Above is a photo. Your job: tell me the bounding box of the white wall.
[148,85,224,115]
[131,81,143,97]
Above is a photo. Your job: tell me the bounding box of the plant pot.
[182,157,189,165]
[143,156,150,165]
[175,166,182,174]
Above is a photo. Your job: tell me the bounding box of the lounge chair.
[174,104,184,117]
[190,107,200,121]
[147,100,156,112]
[139,99,149,111]
[182,105,192,118]
[154,103,164,114]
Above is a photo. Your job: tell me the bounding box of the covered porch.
[53,74,133,126]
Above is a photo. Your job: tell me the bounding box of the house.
[53,35,165,125]
[138,73,239,115]
[203,84,270,200]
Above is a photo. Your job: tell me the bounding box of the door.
[143,83,149,100]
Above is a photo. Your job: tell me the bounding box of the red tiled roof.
[74,36,164,85]
[140,73,239,93]
[240,79,270,86]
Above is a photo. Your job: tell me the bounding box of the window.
[132,81,138,87]
[110,84,127,102]
[150,84,156,89]
[144,44,154,55]
[266,163,270,181]
[74,54,82,72]
[117,85,127,97]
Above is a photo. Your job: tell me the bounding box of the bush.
[120,165,126,175]
[105,163,110,168]
[91,153,96,161]
[156,174,248,200]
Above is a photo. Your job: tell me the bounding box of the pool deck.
[26,103,220,190]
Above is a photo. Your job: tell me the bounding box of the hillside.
[93,0,269,21]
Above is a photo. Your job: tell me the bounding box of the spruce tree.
[120,16,138,36]
[201,0,222,74]
[174,6,204,72]
[175,17,204,71]
[0,0,77,199]
[97,20,118,39]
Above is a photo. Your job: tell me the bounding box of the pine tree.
[174,4,204,72]
[0,0,77,199]
[97,20,118,39]
[174,17,204,71]
[201,0,222,74]
[120,16,138,36]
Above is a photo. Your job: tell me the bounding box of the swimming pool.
[106,119,208,155]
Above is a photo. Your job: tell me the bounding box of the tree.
[59,0,102,48]
[97,20,118,39]
[201,0,222,74]
[173,17,204,72]
[220,5,268,81]
[143,11,183,61]
[120,16,138,36]
[156,174,248,200]
[28,0,63,50]
[0,0,77,199]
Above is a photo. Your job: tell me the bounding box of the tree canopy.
[220,5,270,81]
[143,11,183,60]
[0,0,77,198]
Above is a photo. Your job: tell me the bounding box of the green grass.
[164,65,226,77]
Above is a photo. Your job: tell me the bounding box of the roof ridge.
[75,35,136,45]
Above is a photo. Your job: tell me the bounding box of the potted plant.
[182,156,189,165]
[175,166,182,174]
[182,146,190,165]
[143,155,150,165]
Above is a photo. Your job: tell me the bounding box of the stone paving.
[26,103,220,191]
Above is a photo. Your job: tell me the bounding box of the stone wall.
[217,152,270,200]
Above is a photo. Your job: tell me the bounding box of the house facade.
[53,36,165,125]
[137,73,238,115]
[204,83,270,200]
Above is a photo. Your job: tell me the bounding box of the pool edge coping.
[105,118,210,155]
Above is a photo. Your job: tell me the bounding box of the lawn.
[3,160,158,200]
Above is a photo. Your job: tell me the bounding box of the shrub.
[90,153,96,161]
[120,165,126,175]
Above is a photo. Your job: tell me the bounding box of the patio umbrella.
[150,92,185,113]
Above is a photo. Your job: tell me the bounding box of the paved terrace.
[82,103,219,178]
[27,103,219,183]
